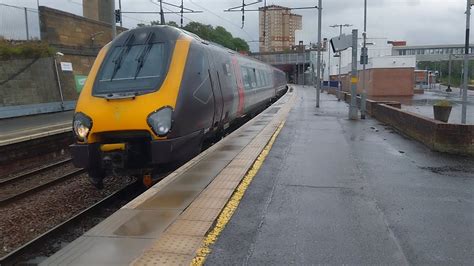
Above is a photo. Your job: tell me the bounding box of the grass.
[0,40,55,60]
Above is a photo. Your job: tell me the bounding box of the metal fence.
[251,52,311,65]
[0,3,40,40]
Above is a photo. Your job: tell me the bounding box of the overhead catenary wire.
[188,0,254,39]
[148,0,202,27]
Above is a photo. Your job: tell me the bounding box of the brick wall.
[369,68,414,96]
[0,7,128,118]
[38,6,128,102]
[40,6,126,49]
[373,104,474,155]
[0,57,60,107]
[325,90,474,155]
[56,54,96,101]
[331,67,414,97]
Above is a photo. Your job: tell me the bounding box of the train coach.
[71,25,287,188]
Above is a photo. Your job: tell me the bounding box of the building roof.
[259,5,291,10]
[392,44,474,49]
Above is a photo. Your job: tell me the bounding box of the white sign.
[330,34,353,53]
[60,62,73,72]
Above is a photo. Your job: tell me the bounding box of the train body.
[70,26,287,188]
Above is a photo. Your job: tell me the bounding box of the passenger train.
[71,26,287,188]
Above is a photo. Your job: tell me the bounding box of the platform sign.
[330,34,353,53]
[74,75,87,93]
[60,62,73,72]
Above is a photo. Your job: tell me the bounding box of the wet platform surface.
[41,89,296,265]
[0,111,73,145]
[206,85,474,265]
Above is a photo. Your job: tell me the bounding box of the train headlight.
[73,112,92,142]
[147,107,173,137]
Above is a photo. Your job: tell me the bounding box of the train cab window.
[94,42,170,95]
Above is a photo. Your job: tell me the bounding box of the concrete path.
[0,111,73,142]
[206,85,474,265]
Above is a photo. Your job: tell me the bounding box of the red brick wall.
[331,68,414,97]
[368,68,414,96]
[373,104,474,155]
[325,91,474,155]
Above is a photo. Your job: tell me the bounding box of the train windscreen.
[93,42,170,96]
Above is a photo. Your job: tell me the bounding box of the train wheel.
[88,168,105,189]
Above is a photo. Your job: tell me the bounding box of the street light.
[361,0,368,119]
[330,24,352,102]
[316,0,322,108]
[111,0,117,38]
[53,52,65,111]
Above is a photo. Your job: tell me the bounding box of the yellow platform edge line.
[191,121,286,266]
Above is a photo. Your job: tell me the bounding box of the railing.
[251,51,311,65]
[0,3,40,40]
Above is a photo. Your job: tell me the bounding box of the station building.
[391,43,474,61]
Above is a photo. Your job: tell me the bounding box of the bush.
[0,40,55,60]
[434,100,452,107]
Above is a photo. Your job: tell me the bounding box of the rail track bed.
[0,172,137,262]
[0,159,84,206]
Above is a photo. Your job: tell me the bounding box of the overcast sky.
[0,0,469,51]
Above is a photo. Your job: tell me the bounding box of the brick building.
[259,5,302,52]
[82,0,113,24]
[333,56,417,97]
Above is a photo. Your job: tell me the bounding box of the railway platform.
[41,85,473,265]
[0,111,73,146]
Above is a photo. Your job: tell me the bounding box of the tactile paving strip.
[147,234,203,255]
[132,89,297,266]
[166,220,212,236]
[133,252,193,266]
[179,207,222,222]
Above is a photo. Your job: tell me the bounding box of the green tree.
[232,38,250,52]
[136,21,250,52]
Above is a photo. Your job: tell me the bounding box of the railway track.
[0,158,84,206]
[0,180,142,265]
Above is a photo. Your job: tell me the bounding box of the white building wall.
[322,37,393,78]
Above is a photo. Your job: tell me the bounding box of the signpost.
[74,75,87,93]
[330,30,359,120]
[60,62,73,72]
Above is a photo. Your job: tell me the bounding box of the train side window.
[260,70,266,87]
[262,71,268,87]
[241,67,251,90]
[223,63,231,76]
[255,70,263,88]
[249,68,257,88]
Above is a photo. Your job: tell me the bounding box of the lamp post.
[53,52,65,111]
[361,0,368,119]
[330,24,352,102]
[118,0,123,27]
[328,39,331,83]
[111,0,117,38]
[461,0,472,124]
[316,0,322,108]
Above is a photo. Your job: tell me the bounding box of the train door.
[241,65,256,111]
[204,47,224,130]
